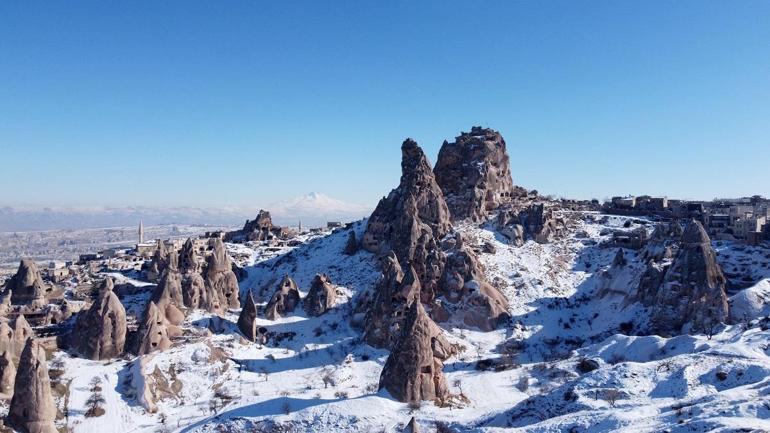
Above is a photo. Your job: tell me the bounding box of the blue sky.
[1,1,769,208]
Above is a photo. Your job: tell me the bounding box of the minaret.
[138,220,145,244]
[298,219,302,233]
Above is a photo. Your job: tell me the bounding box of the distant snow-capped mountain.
[0,193,372,232]
[267,192,372,226]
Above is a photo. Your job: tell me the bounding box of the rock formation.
[304,274,337,317]
[8,338,57,433]
[649,220,729,334]
[362,138,452,263]
[0,350,16,398]
[434,127,519,222]
[438,233,510,331]
[136,301,175,355]
[361,137,510,333]
[72,277,127,360]
[379,301,454,404]
[264,276,301,320]
[237,291,263,343]
[4,259,47,308]
[152,252,186,326]
[204,238,241,310]
[0,315,34,366]
[496,203,564,245]
[225,210,287,243]
[147,240,172,283]
[404,417,420,433]
[363,252,421,349]
[344,230,358,255]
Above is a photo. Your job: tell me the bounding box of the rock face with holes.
[4,259,48,308]
[363,252,421,349]
[650,220,729,334]
[72,277,127,360]
[362,139,452,263]
[264,276,301,320]
[204,238,241,311]
[438,233,510,331]
[0,315,34,366]
[225,209,288,242]
[434,127,519,222]
[361,138,510,332]
[496,203,564,245]
[8,338,57,433]
[379,301,455,404]
[304,274,337,317]
[136,301,175,355]
[344,230,358,255]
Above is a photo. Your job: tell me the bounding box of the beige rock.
[303,274,337,317]
[264,276,301,320]
[379,301,455,404]
[237,291,266,343]
[136,302,173,355]
[72,277,127,360]
[4,259,47,308]
[8,338,57,433]
[204,238,240,310]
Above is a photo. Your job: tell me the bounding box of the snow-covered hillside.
[46,213,770,433]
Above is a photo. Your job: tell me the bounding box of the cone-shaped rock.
[303,274,337,317]
[344,230,358,256]
[136,301,173,355]
[237,291,259,341]
[0,350,16,398]
[404,417,420,433]
[379,301,454,404]
[8,338,57,433]
[363,139,452,262]
[4,259,47,307]
[205,238,240,310]
[179,238,201,275]
[651,220,729,334]
[152,268,185,325]
[363,253,421,349]
[7,315,34,366]
[265,276,301,320]
[434,127,518,222]
[72,277,127,360]
[147,240,172,282]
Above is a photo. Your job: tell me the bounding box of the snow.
[26,213,770,432]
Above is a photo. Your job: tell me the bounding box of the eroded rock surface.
[72,277,127,360]
[264,276,301,320]
[8,338,57,433]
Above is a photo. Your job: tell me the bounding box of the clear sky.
[1,1,769,208]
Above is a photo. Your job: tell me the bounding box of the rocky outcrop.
[496,203,564,245]
[264,276,301,320]
[72,277,127,360]
[404,417,420,433]
[4,259,47,308]
[344,230,358,255]
[0,350,16,398]
[204,238,241,311]
[237,291,266,343]
[225,210,287,243]
[434,127,519,222]
[152,252,185,326]
[136,301,175,355]
[8,338,57,433]
[650,220,729,334]
[0,315,34,367]
[363,252,420,349]
[379,301,454,404]
[147,240,173,283]
[362,139,452,263]
[304,274,337,317]
[361,138,510,333]
[438,233,510,331]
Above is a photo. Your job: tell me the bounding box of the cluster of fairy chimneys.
[355,128,523,405]
[237,274,339,343]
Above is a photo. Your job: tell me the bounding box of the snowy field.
[36,214,770,433]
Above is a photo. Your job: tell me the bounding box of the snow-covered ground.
[42,214,770,433]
